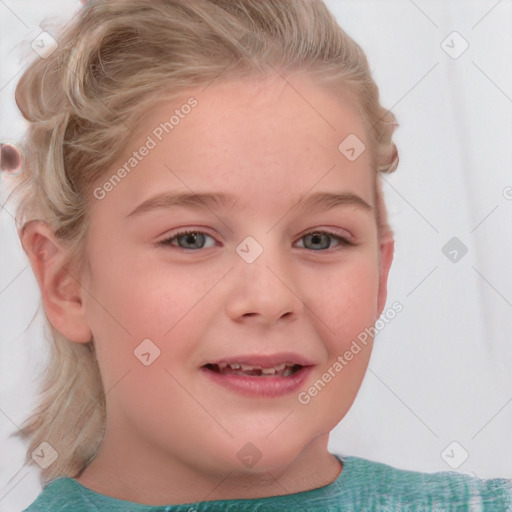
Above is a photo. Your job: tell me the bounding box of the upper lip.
[201,352,316,368]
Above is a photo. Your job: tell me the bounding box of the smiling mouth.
[203,362,303,377]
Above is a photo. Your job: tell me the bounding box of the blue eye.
[157,230,217,250]
[156,229,354,251]
[296,231,353,251]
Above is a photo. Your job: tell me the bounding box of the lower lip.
[200,366,314,398]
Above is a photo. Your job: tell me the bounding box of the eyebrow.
[125,190,373,219]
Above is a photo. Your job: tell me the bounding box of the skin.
[22,72,394,506]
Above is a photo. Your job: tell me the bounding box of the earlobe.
[19,220,92,344]
[376,231,395,317]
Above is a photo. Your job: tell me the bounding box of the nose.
[225,244,305,325]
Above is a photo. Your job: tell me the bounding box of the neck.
[74,430,343,505]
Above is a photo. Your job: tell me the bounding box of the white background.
[1,1,511,510]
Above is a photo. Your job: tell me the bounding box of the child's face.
[79,73,393,477]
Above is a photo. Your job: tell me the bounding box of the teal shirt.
[23,454,512,511]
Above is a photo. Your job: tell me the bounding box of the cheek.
[299,265,378,432]
[312,256,380,345]
[85,244,198,334]
[304,259,379,425]
[84,254,218,386]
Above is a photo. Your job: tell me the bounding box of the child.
[4,0,511,510]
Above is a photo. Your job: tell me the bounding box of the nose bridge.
[228,232,304,322]
[236,230,287,281]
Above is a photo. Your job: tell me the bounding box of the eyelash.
[156,228,355,251]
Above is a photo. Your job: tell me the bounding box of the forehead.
[91,73,374,217]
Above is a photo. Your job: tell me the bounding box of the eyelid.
[297,226,354,243]
[156,227,218,248]
[294,228,355,249]
[155,226,355,250]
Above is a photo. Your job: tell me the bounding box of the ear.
[19,220,92,343]
[376,231,394,317]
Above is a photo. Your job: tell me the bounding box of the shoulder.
[22,477,91,512]
[339,455,512,511]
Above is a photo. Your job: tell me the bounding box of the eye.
[156,228,354,251]
[156,230,217,250]
[295,230,354,251]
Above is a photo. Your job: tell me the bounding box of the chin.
[214,433,315,475]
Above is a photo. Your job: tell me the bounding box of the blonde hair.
[6,0,399,485]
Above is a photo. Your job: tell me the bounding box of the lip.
[199,352,316,398]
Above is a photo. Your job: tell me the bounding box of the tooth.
[216,362,300,375]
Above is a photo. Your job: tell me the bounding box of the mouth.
[202,362,304,377]
[200,354,315,397]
